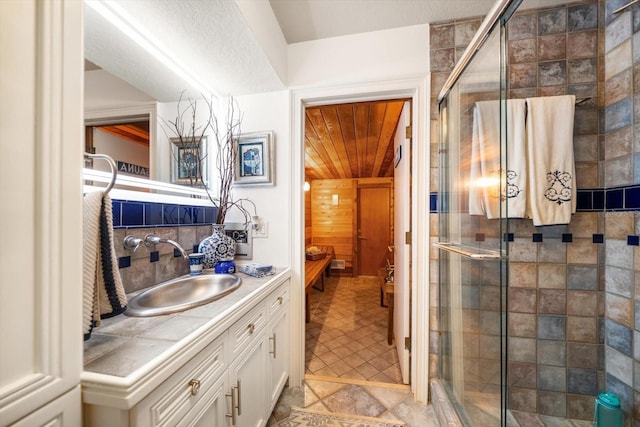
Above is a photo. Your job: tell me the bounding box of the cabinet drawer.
[267,283,289,316]
[131,333,226,427]
[228,302,267,359]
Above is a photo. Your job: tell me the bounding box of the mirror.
[83,0,203,188]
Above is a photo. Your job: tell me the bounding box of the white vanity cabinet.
[267,283,290,409]
[130,333,227,426]
[82,273,291,427]
[227,293,269,427]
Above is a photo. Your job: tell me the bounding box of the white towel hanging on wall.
[469,99,527,219]
[525,95,576,226]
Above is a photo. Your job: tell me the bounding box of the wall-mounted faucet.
[123,235,143,252]
[143,234,188,258]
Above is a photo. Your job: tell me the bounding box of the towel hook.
[84,152,117,194]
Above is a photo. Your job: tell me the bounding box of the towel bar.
[433,241,503,259]
[614,0,639,14]
[84,152,117,194]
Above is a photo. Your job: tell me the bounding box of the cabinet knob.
[188,379,201,396]
[277,296,283,305]
[247,323,255,334]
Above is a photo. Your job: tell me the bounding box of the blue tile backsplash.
[113,199,217,229]
[431,184,640,213]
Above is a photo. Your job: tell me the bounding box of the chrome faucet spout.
[144,234,189,258]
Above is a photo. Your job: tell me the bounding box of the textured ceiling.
[269,0,572,44]
[85,0,571,101]
[85,0,286,101]
[270,0,494,44]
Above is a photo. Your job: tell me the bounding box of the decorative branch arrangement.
[161,92,256,225]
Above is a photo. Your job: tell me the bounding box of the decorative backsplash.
[111,200,217,228]
[430,183,640,213]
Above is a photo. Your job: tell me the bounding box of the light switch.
[332,194,339,206]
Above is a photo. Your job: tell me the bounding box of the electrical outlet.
[253,221,268,238]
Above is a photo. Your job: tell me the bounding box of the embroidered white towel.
[469,99,527,218]
[525,95,576,226]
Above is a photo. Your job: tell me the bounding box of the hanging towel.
[525,95,576,226]
[469,99,527,219]
[83,191,127,340]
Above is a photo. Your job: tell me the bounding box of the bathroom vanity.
[81,269,291,426]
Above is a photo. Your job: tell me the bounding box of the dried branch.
[159,92,254,225]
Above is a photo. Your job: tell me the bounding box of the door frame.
[290,78,430,402]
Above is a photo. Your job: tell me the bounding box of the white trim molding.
[289,78,430,402]
[0,0,84,424]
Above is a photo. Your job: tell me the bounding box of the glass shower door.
[437,22,508,426]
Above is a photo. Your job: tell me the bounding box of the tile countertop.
[82,268,290,382]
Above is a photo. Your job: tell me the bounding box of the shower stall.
[434,0,604,425]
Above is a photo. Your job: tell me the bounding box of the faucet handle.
[144,234,161,246]
[124,235,143,252]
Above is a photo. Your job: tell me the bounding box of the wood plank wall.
[306,177,393,275]
[310,179,356,272]
[305,187,312,248]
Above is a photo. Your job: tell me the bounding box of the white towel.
[469,99,527,219]
[525,95,576,226]
[83,191,127,340]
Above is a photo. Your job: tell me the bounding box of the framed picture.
[170,136,208,186]
[234,131,274,186]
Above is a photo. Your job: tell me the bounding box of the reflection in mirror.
[83,167,212,206]
[85,116,150,180]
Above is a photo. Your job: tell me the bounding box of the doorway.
[304,98,412,386]
[85,118,150,179]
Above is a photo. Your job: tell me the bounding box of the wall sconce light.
[304,181,310,192]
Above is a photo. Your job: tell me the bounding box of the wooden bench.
[378,268,395,345]
[304,246,334,323]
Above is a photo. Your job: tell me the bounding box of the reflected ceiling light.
[474,176,500,188]
[85,0,217,99]
[304,181,311,192]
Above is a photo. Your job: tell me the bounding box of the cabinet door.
[179,374,228,427]
[131,334,226,427]
[268,305,289,410]
[228,335,267,427]
[11,386,81,427]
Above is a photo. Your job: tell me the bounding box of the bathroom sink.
[126,273,242,317]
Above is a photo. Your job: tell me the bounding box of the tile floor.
[267,274,439,426]
[268,376,440,426]
[305,275,403,384]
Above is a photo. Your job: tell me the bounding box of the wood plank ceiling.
[305,100,406,180]
[96,121,150,146]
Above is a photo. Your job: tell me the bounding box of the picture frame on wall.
[234,131,274,186]
[170,136,208,186]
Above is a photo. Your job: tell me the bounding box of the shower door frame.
[436,0,522,425]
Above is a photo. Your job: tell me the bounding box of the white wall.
[93,129,149,176]
[84,70,154,110]
[224,91,291,268]
[287,24,430,88]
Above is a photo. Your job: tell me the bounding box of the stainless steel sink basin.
[126,273,242,317]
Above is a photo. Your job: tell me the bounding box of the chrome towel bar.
[84,152,117,194]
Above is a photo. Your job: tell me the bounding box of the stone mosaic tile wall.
[602,0,640,423]
[429,1,606,422]
[113,224,213,294]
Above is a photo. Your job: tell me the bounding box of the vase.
[198,224,236,268]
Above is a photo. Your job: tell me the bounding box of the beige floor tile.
[305,379,346,399]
